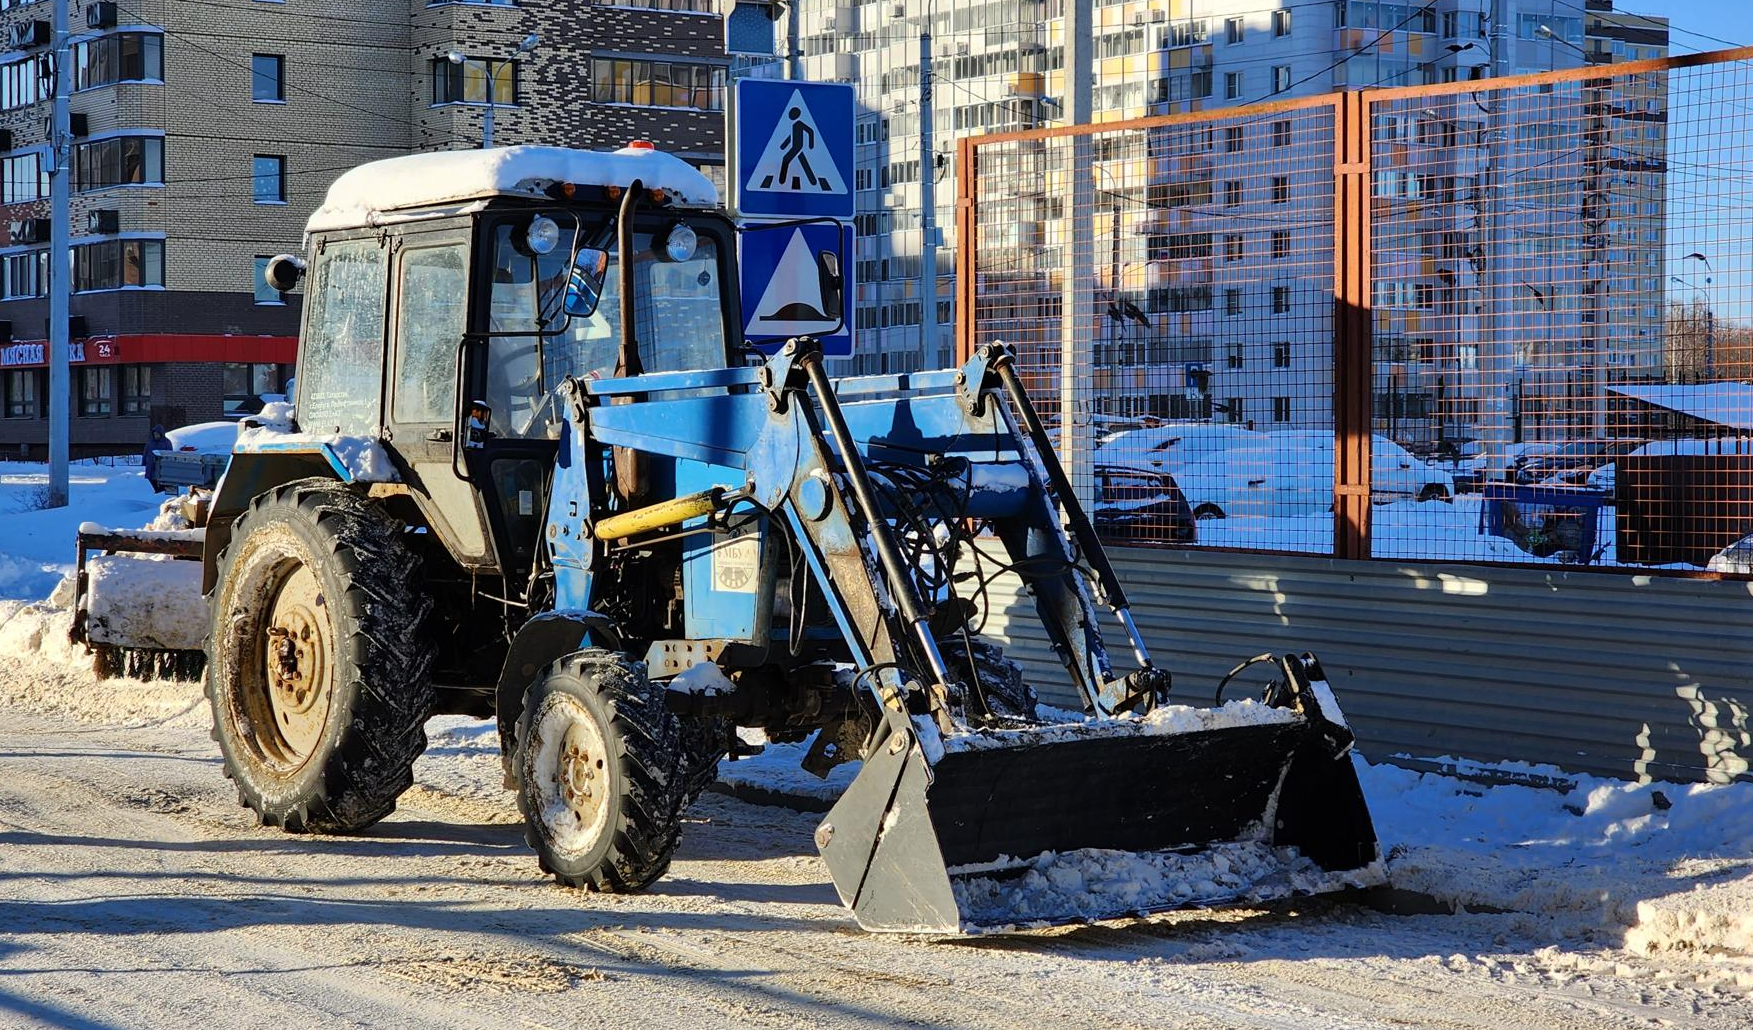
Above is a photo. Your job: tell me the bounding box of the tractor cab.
[242,144,762,588]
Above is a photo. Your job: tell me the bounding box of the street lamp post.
[449,33,539,149]
[1677,252,1715,380]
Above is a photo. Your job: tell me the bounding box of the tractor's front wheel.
[205,480,436,833]
[515,649,722,892]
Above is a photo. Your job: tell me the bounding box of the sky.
[1644,0,1751,53]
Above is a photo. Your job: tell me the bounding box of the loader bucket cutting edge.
[817,712,1382,934]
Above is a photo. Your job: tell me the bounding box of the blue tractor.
[171,145,1378,932]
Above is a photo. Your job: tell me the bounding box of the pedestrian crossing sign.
[732,79,855,220]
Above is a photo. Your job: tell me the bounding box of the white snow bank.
[308,145,718,233]
[668,662,734,695]
[715,731,861,803]
[941,698,1297,755]
[84,555,207,651]
[1361,755,1753,955]
[951,842,1385,931]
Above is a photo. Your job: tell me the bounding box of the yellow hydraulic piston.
[592,488,728,541]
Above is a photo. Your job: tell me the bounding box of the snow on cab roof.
[306,144,719,233]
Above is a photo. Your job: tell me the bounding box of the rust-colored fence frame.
[956,45,1753,572]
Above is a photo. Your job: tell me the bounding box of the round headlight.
[526,215,561,256]
[662,222,697,263]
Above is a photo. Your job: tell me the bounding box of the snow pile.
[941,698,1297,755]
[84,555,206,651]
[716,730,861,804]
[1362,757,1753,956]
[950,842,1385,931]
[668,662,734,696]
[307,145,719,233]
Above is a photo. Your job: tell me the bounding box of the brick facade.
[0,0,732,454]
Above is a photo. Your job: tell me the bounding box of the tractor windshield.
[484,217,729,439]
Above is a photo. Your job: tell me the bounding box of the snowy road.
[1,708,1748,1030]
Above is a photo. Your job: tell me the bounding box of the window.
[1,152,44,204]
[73,136,164,192]
[1226,342,1244,369]
[253,256,285,305]
[3,369,37,418]
[74,32,163,90]
[1270,176,1289,203]
[1272,10,1291,36]
[432,56,517,105]
[1271,230,1289,260]
[251,54,284,102]
[1272,396,1291,422]
[253,155,285,203]
[120,365,150,416]
[1224,180,1242,206]
[3,250,46,299]
[393,243,467,424]
[1272,285,1291,313]
[0,55,46,110]
[1223,233,1242,262]
[223,363,282,417]
[1272,65,1291,94]
[1272,120,1292,147]
[1272,341,1290,367]
[73,239,164,292]
[1225,17,1244,44]
[590,57,725,111]
[1225,398,1244,423]
[1225,71,1242,99]
[593,0,716,10]
[1224,288,1243,316]
[79,366,113,417]
[1224,125,1243,152]
[298,238,388,434]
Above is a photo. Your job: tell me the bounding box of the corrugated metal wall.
[980,548,1753,784]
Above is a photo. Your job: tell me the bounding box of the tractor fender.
[494,609,623,780]
[202,450,353,593]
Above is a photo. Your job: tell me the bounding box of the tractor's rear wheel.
[516,649,722,892]
[205,480,436,834]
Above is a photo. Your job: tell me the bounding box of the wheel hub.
[257,563,333,765]
[528,694,613,855]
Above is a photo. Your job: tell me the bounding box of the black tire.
[1194,503,1226,521]
[1417,483,1451,503]
[205,479,436,834]
[940,636,1039,723]
[515,649,723,892]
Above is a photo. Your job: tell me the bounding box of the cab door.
[384,227,496,569]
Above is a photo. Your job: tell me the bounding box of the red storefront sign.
[0,334,297,369]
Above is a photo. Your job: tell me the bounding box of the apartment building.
[0,0,737,456]
[793,0,1669,454]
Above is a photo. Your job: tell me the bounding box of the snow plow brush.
[817,654,1382,934]
[70,523,208,681]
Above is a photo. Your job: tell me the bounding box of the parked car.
[1176,431,1454,520]
[148,420,241,492]
[1514,439,1643,486]
[1091,464,1197,543]
[1092,422,1262,475]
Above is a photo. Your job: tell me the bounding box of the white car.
[1092,422,1262,475]
[1179,431,1454,520]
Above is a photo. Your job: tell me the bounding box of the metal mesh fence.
[962,48,1753,575]
[968,100,1339,553]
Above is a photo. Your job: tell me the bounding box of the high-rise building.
[0,0,737,455]
[795,0,1669,453]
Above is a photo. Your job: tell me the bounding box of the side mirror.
[816,249,843,322]
[263,253,305,293]
[563,247,610,318]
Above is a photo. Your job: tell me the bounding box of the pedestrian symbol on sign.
[747,90,845,197]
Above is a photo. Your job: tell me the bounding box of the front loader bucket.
[818,672,1381,934]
